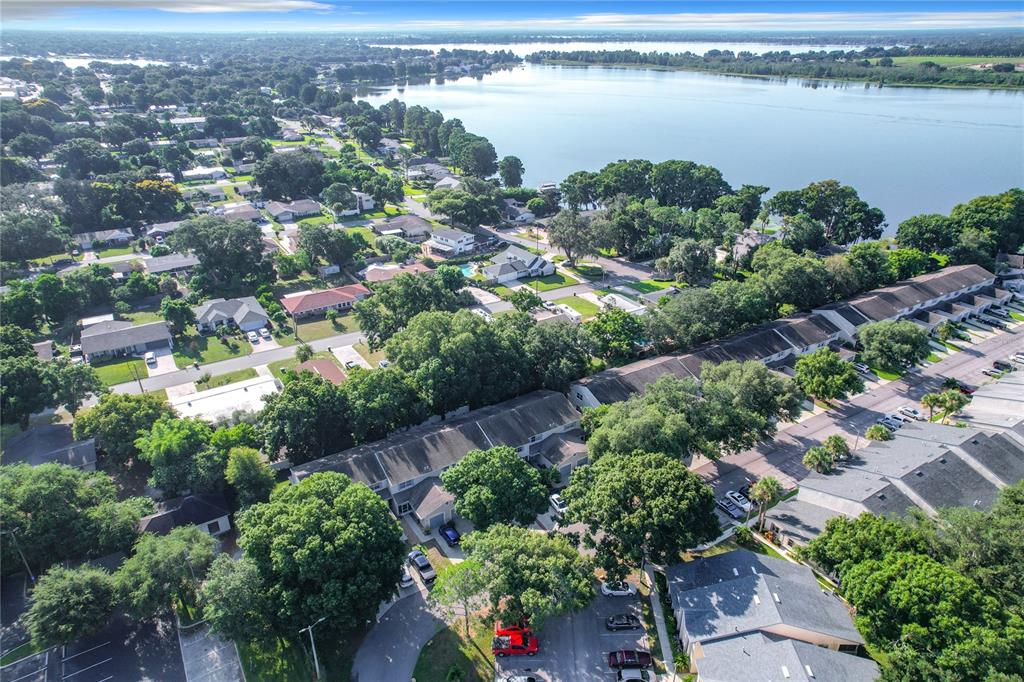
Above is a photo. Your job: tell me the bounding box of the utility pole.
[300,617,327,679]
[2,529,35,584]
[128,359,145,393]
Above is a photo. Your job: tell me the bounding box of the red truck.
[492,632,539,657]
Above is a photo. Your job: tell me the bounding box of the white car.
[549,493,568,516]
[259,327,271,339]
[246,331,259,343]
[725,490,752,512]
[898,406,924,421]
[617,670,652,681]
[852,362,871,374]
[344,360,358,369]
[981,368,1002,378]
[400,567,415,588]
[144,351,156,365]
[378,360,390,368]
[601,581,638,597]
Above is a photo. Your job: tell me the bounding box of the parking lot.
[60,615,186,682]
[494,590,653,682]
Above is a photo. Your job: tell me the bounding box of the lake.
[362,62,1024,228]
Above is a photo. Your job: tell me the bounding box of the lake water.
[372,41,867,58]
[363,62,1024,227]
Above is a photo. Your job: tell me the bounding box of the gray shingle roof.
[80,320,172,356]
[145,253,200,274]
[696,632,879,682]
[192,297,269,328]
[138,493,229,535]
[1,424,96,469]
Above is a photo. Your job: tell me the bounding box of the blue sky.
[4,1,1022,33]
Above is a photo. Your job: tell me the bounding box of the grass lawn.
[347,226,378,247]
[403,184,426,196]
[298,214,334,227]
[569,262,605,281]
[237,628,364,682]
[354,341,387,366]
[294,314,359,342]
[926,352,942,363]
[29,251,81,265]
[629,279,676,294]
[1010,312,1024,322]
[870,366,902,381]
[94,245,137,258]
[93,357,148,386]
[515,273,579,292]
[267,350,338,381]
[173,331,250,368]
[554,295,600,319]
[123,310,163,325]
[412,617,494,682]
[196,368,258,391]
[883,55,1024,67]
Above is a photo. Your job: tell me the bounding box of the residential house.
[180,166,227,181]
[502,198,535,224]
[374,214,433,242]
[408,163,454,183]
[480,245,554,284]
[266,199,322,223]
[192,297,269,333]
[80,320,172,363]
[169,116,206,130]
[233,182,256,198]
[182,184,227,202]
[146,220,183,240]
[599,293,646,316]
[1,424,97,471]
[694,632,879,682]
[72,229,134,250]
[138,493,231,537]
[280,129,304,142]
[362,262,433,283]
[731,229,776,264]
[221,204,264,223]
[638,286,680,308]
[290,390,580,531]
[280,283,372,319]
[168,376,282,422]
[433,176,462,191]
[422,229,476,259]
[667,550,869,676]
[188,138,220,149]
[332,191,375,217]
[144,253,200,277]
[32,340,54,361]
[766,419,1024,551]
[294,358,347,385]
[377,137,401,155]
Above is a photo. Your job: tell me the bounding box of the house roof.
[192,297,269,328]
[430,228,473,242]
[266,199,321,217]
[138,493,229,535]
[538,429,588,468]
[363,262,433,283]
[222,205,263,222]
[291,390,579,488]
[379,214,432,236]
[669,550,863,647]
[145,253,200,274]
[294,358,347,385]
[696,632,879,682]
[405,477,454,520]
[146,220,183,236]
[80,320,171,356]
[765,499,845,546]
[1,424,97,469]
[280,284,371,315]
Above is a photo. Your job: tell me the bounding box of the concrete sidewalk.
[645,565,680,682]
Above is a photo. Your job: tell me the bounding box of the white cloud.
[2,0,331,20]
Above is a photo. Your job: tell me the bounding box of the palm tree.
[939,389,970,424]
[865,424,893,441]
[802,446,833,474]
[921,392,943,421]
[749,476,783,531]
[822,434,850,462]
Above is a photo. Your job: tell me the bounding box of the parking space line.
[62,642,110,661]
[6,667,48,682]
[62,657,112,679]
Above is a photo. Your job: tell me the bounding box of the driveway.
[351,591,444,682]
[494,591,652,682]
[332,344,371,370]
[177,622,243,682]
[249,335,280,353]
[144,348,178,376]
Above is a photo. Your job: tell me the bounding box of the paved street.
[696,325,1024,498]
[111,330,362,393]
[351,590,444,682]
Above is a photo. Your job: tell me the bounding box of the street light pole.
[300,617,327,679]
[2,529,35,584]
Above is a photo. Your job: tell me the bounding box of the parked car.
[853,362,871,374]
[885,413,911,424]
[876,418,899,432]
[246,330,259,343]
[981,368,1002,378]
[989,308,1009,318]
[549,493,568,516]
[495,620,532,637]
[497,675,539,682]
[993,360,1015,371]
[608,650,653,669]
[943,377,976,394]
[601,581,637,597]
[898,406,924,421]
[738,483,752,499]
[492,633,538,657]
[606,614,642,631]
[259,327,271,339]
[378,359,390,368]
[616,670,653,681]
[144,351,156,365]
[344,360,357,369]
[439,524,461,547]
[407,550,436,582]
[716,498,744,520]
[1013,353,1024,364]
[725,490,752,511]
[400,567,414,588]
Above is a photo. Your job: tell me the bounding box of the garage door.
[145,339,170,350]
[429,513,446,529]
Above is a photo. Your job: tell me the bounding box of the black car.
[407,550,436,581]
[606,613,642,631]
[716,498,744,520]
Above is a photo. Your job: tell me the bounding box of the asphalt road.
[696,323,1024,499]
[111,330,363,394]
[351,590,444,682]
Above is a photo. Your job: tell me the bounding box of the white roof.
[169,377,281,422]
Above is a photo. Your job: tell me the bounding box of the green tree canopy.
[115,526,216,618]
[73,392,175,464]
[238,472,405,634]
[200,555,274,643]
[354,267,467,350]
[135,415,213,493]
[858,320,931,372]
[257,372,349,465]
[441,446,549,529]
[563,451,719,579]
[225,447,275,508]
[24,565,117,647]
[794,348,865,402]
